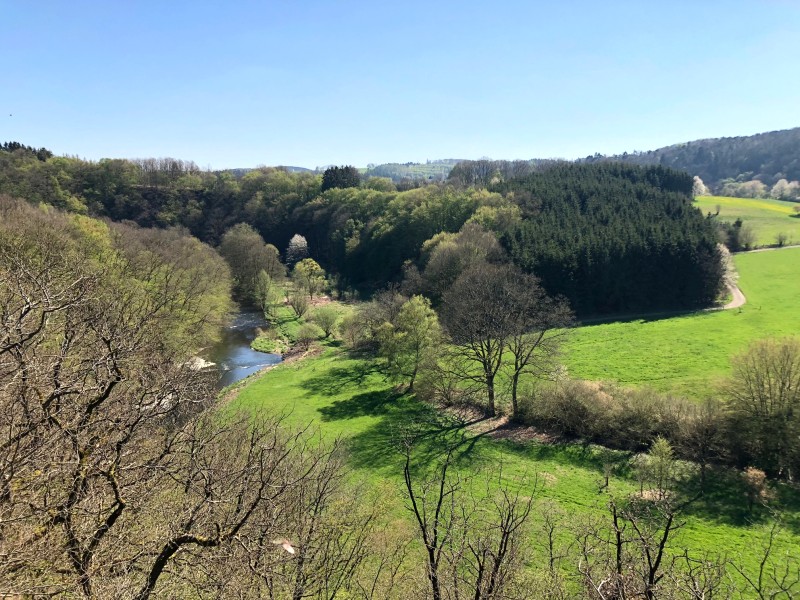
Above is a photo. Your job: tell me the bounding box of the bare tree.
[442,262,569,418]
[402,436,535,600]
[726,337,800,478]
[730,517,800,600]
[577,494,702,600]
[0,201,383,599]
[441,263,517,417]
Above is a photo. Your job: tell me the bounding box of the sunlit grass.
[563,247,800,398]
[695,195,800,247]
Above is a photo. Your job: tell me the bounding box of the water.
[203,311,282,388]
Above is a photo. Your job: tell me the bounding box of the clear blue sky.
[3,0,799,169]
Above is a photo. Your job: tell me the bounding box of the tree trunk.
[487,374,496,417]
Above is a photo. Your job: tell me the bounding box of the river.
[202,311,282,388]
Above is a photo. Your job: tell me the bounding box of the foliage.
[377,295,441,390]
[292,257,326,299]
[498,162,723,315]
[726,338,800,478]
[285,233,309,267]
[251,330,289,354]
[321,165,361,191]
[406,223,506,304]
[297,322,324,349]
[287,289,310,317]
[218,222,284,304]
[311,305,340,338]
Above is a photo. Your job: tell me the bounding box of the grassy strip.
[695,195,800,247]
[563,248,800,398]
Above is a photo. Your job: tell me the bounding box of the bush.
[517,381,690,452]
[296,323,323,349]
[311,305,340,338]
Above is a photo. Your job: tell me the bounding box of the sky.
[3,0,799,169]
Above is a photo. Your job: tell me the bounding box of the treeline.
[581,126,800,193]
[0,144,723,315]
[496,163,723,314]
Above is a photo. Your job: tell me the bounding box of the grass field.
[695,195,800,247]
[563,247,800,398]
[226,248,800,579]
[229,344,800,578]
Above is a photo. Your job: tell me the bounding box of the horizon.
[4,1,800,170]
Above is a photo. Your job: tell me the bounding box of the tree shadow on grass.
[324,392,490,474]
[341,397,452,472]
[318,388,405,421]
[671,469,800,535]
[300,361,383,397]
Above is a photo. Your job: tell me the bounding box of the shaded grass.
[563,248,800,398]
[695,195,800,247]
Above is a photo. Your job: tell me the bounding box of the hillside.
[581,126,800,191]
[362,159,463,182]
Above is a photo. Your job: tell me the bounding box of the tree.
[770,178,800,201]
[648,436,677,500]
[726,338,800,478]
[293,257,326,300]
[401,438,534,600]
[0,202,388,597]
[311,305,340,338]
[413,223,506,303]
[297,322,323,349]
[692,175,708,196]
[321,165,361,191]
[577,495,701,600]
[378,295,441,391]
[677,399,727,490]
[441,262,568,417]
[441,263,517,416]
[219,223,284,304]
[502,273,573,418]
[254,269,283,319]
[741,467,771,512]
[285,233,309,267]
[287,290,309,317]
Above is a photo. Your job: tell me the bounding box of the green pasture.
[229,343,800,576]
[564,247,800,398]
[227,249,800,576]
[695,195,800,247]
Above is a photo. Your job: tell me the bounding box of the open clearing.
[695,195,800,247]
[563,247,800,398]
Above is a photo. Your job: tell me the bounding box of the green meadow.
[564,247,800,398]
[228,248,800,574]
[229,346,799,577]
[695,195,800,247]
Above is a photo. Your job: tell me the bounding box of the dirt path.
[723,283,746,310]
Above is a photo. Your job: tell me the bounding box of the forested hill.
[0,143,722,316]
[495,163,723,315]
[580,126,800,190]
